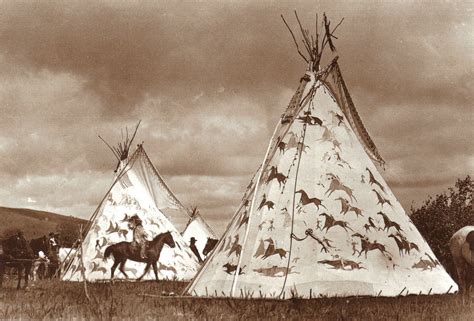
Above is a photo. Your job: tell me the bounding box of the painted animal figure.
[318,258,365,270]
[104,231,176,281]
[228,235,242,257]
[320,213,353,232]
[325,174,357,202]
[368,217,380,231]
[335,152,352,169]
[372,189,392,208]
[365,168,385,192]
[329,111,344,126]
[262,238,287,259]
[295,189,326,212]
[1,233,34,289]
[223,263,245,275]
[238,211,249,228]
[203,237,219,256]
[318,259,344,269]
[277,141,286,154]
[254,239,266,258]
[297,112,323,126]
[91,261,108,274]
[377,212,402,233]
[253,266,296,277]
[412,253,440,271]
[257,194,275,211]
[266,166,287,187]
[388,234,419,256]
[317,125,336,144]
[297,141,311,153]
[284,132,299,151]
[395,232,420,254]
[449,226,474,291]
[352,233,390,258]
[335,197,363,217]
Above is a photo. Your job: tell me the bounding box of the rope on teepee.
[279,88,317,298]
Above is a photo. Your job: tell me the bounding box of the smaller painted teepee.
[182,208,218,259]
[62,124,200,282]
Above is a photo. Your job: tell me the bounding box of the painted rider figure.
[127,215,149,259]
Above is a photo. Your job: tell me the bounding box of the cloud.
[27,197,37,204]
[0,1,472,234]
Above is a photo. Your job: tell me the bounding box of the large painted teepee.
[62,125,200,282]
[185,13,457,298]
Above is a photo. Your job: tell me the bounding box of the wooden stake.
[79,225,90,302]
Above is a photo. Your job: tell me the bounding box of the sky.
[0,1,472,235]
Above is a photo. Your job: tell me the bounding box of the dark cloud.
[0,1,472,234]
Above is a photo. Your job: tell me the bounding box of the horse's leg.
[31,263,36,282]
[455,257,466,292]
[137,263,151,281]
[17,265,22,290]
[111,260,120,281]
[24,264,30,289]
[118,260,129,279]
[0,261,4,288]
[152,262,159,282]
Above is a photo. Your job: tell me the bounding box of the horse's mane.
[150,231,172,244]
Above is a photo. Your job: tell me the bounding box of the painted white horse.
[449,226,474,292]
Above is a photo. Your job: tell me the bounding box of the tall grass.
[0,279,472,320]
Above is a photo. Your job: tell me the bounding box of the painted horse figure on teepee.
[185,12,458,298]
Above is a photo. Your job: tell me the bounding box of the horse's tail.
[104,245,114,261]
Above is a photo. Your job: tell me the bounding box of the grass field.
[0,279,472,320]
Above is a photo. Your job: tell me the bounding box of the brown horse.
[1,233,34,289]
[104,231,175,281]
[203,237,219,256]
[450,226,474,292]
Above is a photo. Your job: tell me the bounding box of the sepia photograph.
[0,1,472,320]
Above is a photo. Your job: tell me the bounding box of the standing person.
[189,237,203,263]
[31,251,50,282]
[127,215,149,259]
[47,233,60,278]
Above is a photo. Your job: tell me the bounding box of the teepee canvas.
[182,209,218,259]
[185,13,457,298]
[62,142,200,282]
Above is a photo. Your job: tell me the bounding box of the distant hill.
[0,206,87,245]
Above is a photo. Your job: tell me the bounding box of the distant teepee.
[182,207,218,259]
[185,12,457,298]
[62,125,200,281]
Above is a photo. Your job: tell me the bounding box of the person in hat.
[48,232,58,248]
[189,237,203,263]
[127,214,149,259]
